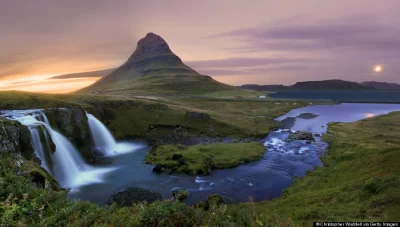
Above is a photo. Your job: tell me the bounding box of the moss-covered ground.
[145,142,266,175]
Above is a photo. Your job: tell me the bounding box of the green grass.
[0,91,75,109]
[145,142,266,175]
[158,98,311,137]
[241,111,400,225]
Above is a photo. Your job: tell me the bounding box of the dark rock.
[204,156,213,174]
[171,153,183,160]
[31,156,42,166]
[205,194,226,210]
[0,119,34,159]
[279,117,296,129]
[185,111,211,121]
[296,113,318,119]
[172,190,189,201]
[109,187,162,206]
[45,107,91,160]
[93,147,107,157]
[287,131,314,141]
[152,165,163,173]
[30,170,47,189]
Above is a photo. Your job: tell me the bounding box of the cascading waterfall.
[86,113,117,153]
[1,110,116,189]
[29,127,52,173]
[86,113,143,156]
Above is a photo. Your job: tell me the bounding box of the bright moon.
[374,65,382,72]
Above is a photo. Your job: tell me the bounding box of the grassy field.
[0,91,79,109]
[241,111,400,225]
[155,98,311,137]
[0,91,307,140]
[145,142,266,175]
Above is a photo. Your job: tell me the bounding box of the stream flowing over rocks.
[1,103,399,206]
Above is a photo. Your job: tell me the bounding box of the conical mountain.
[80,33,239,96]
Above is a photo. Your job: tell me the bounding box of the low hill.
[240,79,376,91]
[240,84,289,92]
[78,33,243,96]
[291,80,374,90]
[361,81,400,90]
[51,69,115,79]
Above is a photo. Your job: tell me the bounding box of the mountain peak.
[128,32,173,61]
[79,32,239,95]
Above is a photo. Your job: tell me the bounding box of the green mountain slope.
[78,33,242,96]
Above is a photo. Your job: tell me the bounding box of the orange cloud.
[0,77,100,94]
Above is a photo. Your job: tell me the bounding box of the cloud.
[212,15,400,55]
[194,65,310,77]
[187,57,312,68]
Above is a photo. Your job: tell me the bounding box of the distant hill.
[361,81,400,90]
[240,80,376,91]
[78,33,241,96]
[240,84,289,91]
[51,69,115,79]
[291,80,374,90]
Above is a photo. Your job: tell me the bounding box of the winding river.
[2,103,400,205]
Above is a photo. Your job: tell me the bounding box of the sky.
[0,0,399,93]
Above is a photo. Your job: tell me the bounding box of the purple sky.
[0,0,399,92]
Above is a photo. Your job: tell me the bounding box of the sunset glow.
[0,77,101,94]
[374,65,382,72]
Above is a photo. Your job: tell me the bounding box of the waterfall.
[29,127,52,173]
[1,110,116,189]
[86,113,116,153]
[86,113,142,156]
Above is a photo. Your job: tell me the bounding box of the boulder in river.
[109,187,162,206]
[152,164,164,174]
[287,131,314,141]
[92,147,107,157]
